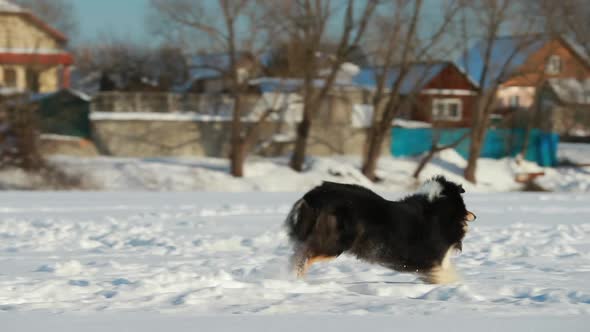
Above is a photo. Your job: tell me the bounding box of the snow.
[89,112,237,122]
[8,147,575,193]
[0,191,589,330]
[90,92,302,124]
[547,78,590,104]
[1,144,589,329]
[40,134,85,142]
[393,118,432,128]
[1,143,589,192]
[350,105,432,129]
[558,143,590,165]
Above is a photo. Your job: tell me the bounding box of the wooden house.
[0,0,73,94]
[460,35,590,111]
[353,62,479,127]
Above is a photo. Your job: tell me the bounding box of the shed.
[31,88,91,138]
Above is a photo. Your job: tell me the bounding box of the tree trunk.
[520,105,538,159]
[520,122,532,161]
[230,141,246,177]
[413,149,436,179]
[229,94,244,177]
[415,130,469,179]
[290,114,311,172]
[361,126,387,181]
[464,126,484,183]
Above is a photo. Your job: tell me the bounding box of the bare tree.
[412,125,470,179]
[460,0,541,183]
[75,36,188,91]
[14,0,78,39]
[151,0,277,177]
[262,0,377,171]
[361,0,460,181]
[536,0,590,54]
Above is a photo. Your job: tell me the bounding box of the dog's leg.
[421,247,459,284]
[290,244,310,278]
[302,255,336,276]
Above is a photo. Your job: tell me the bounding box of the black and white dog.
[285,176,476,284]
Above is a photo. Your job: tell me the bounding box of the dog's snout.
[466,211,476,222]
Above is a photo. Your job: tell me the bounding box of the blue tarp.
[391,128,558,167]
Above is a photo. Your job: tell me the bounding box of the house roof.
[176,52,275,93]
[458,35,548,89]
[0,0,68,43]
[546,78,590,105]
[563,36,590,65]
[249,76,359,93]
[458,35,590,89]
[30,88,91,103]
[352,62,450,93]
[69,68,101,97]
[175,52,254,93]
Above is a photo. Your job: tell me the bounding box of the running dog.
[285,176,476,284]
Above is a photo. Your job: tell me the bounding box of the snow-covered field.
[1,191,589,330]
[2,148,590,193]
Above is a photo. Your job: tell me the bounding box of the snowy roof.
[175,52,264,93]
[546,78,590,105]
[563,36,590,65]
[352,62,449,93]
[69,69,101,97]
[30,88,92,103]
[249,77,360,93]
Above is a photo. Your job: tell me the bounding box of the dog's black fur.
[285,176,474,283]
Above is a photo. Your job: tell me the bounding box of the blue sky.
[75,0,150,44]
[72,0,451,50]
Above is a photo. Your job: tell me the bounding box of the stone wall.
[39,135,99,157]
[92,118,386,158]
[90,89,390,158]
[92,119,282,157]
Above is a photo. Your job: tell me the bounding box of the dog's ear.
[459,185,465,194]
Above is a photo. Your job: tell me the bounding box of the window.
[432,98,462,121]
[3,68,16,87]
[509,95,520,107]
[546,55,562,75]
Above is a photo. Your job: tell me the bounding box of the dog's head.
[417,175,476,224]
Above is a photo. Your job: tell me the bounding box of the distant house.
[0,0,73,94]
[536,78,590,137]
[353,62,479,127]
[460,35,590,111]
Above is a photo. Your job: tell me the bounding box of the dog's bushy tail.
[285,198,317,243]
